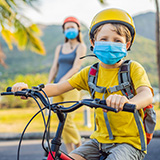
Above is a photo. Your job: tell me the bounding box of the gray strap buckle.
[121,82,130,88]
[108,82,131,93]
[107,86,117,93]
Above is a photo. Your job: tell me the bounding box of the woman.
[48,16,86,153]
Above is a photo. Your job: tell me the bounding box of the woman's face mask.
[64,28,78,39]
[93,41,127,65]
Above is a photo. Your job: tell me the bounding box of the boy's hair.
[93,23,132,43]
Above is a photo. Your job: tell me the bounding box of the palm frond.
[1,27,13,50]
[0,0,45,55]
[99,0,105,4]
[27,32,46,55]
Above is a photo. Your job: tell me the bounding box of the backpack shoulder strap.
[88,63,114,140]
[118,60,135,99]
[88,62,107,98]
[88,63,99,98]
[88,60,135,99]
[119,60,147,150]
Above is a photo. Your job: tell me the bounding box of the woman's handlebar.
[1,86,136,113]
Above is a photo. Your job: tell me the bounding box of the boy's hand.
[104,94,129,112]
[12,83,28,99]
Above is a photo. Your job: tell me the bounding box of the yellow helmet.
[89,8,136,48]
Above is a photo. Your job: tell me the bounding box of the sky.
[24,0,156,27]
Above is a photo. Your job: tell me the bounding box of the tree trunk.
[0,44,8,68]
[155,0,160,105]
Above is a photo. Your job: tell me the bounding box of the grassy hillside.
[127,35,157,87]
[133,12,155,41]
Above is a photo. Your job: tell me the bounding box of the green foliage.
[127,35,157,87]
[0,0,45,54]
[0,73,48,108]
[133,12,155,41]
[0,107,95,132]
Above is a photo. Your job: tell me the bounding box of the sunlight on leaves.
[28,32,46,55]
[30,24,42,36]
[0,0,46,57]
[1,28,13,50]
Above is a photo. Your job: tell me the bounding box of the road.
[0,138,160,160]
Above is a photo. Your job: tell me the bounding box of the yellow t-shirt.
[68,60,153,151]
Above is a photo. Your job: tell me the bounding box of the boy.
[12,8,153,160]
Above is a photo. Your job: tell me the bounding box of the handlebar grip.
[1,87,28,97]
[7,87,12,92]
[1,92,14,96]
[99,100,136,113]
[0,87,13,96]
[123,103,136,113]
[99,100,106,105]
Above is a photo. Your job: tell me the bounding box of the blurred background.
[0,0,160,152]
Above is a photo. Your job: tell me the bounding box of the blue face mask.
[64,28,78,39]
[93,41,127,65]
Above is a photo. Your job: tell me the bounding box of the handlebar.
[1,86,136,113]
[1,85,137,160]
[1,86,50,108]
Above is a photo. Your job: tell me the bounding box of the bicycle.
[1,84,136,160]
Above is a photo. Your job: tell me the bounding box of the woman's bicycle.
[1,84,136,160]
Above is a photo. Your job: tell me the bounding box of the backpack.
[88,60,156,151]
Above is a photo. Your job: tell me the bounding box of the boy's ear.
[126,41,131,50]
[90,39,95,51]
[90,39,94,47]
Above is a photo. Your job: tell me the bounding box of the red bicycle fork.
[47,151,74,160]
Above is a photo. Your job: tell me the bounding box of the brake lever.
[32,84,45,91]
